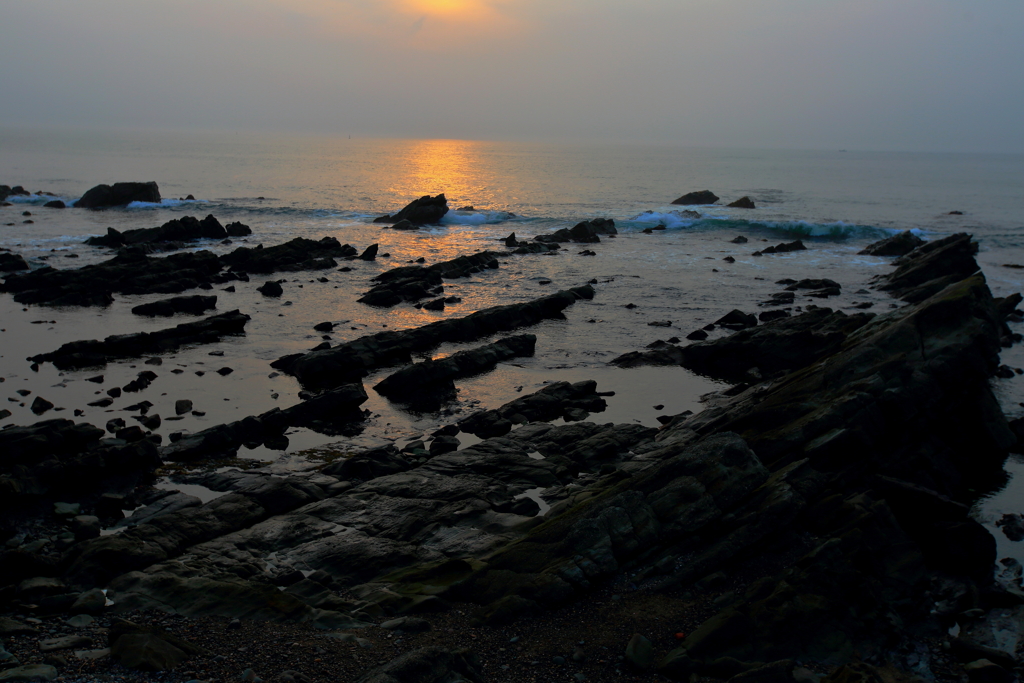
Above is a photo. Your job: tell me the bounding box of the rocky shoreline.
[2,199,1024,683]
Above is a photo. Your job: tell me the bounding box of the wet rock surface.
[358,250,502,307]
[273,286,594,389]
[29,310,251,369]
[130,294,217,317]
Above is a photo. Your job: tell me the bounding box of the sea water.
[3,126,1024,565]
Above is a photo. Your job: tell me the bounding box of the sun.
[403,0,491,19]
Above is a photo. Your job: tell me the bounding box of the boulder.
[225,221,252,236]
[43,200,66,209]
[75,182,161,209]
[672,190,719,205]
[258,281,283,297]
[727,197,756,209]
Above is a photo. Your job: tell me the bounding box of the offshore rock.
[30,310,250,369]
[373,194,450,225]
[672,190,719,205]
[75,181,161,208]
[275,287,592,389]
[727,196,756,209]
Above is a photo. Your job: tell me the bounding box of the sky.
[2,0,1023,152]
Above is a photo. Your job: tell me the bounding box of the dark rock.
[358,244,379,261]
[1,249,223,307]
[375,335,536,405]
[258,281,283,297]
[874,233,980,303]
[672,190,719,205]
[225,221,252,237]
[43,200,66,209]
[322,445,411,482]
[458,379,607,438]
[359,250,501,308]
[784,279,841,291]
[730,236,748,244]
[30,396,54,415]
[75,182,161,209]
[276,287,591,389]
[0,253,29,271]
[727,197,755,209]
[429,435,461,455]
[759,240,806,255]
[625,633,655,670]
[373,194,450,225]
[85,214,227,248]
[131,295,217,317]
[30,311,250,369]
[996,513,1024,541]
[858,230,925,257]
[686,330,709,341]
[679,307,871,382]
[715,310,758,329]
[313,321,334,332]
[221,236,356,274]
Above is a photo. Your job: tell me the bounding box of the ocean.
[3,127,1024,561]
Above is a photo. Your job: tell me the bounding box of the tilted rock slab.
[273,286,594,389]
[30,310,251,369]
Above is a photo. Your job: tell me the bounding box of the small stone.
[66,614,95,628]
[175,399,193,415]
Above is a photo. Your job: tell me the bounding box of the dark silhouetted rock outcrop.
[373,194,450,225]
[75,182,161,209]
[671,190,719,205]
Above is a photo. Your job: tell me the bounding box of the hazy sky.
[3,0,1023,152]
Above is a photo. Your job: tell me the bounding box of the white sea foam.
[440,210,516,226]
